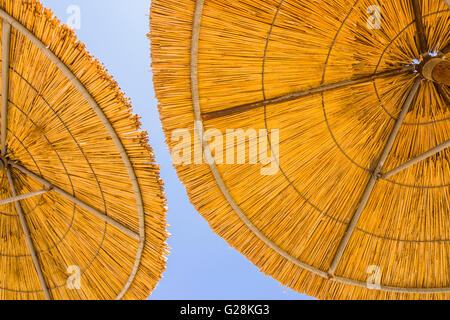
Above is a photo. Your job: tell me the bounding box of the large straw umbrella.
[151,0,449,299]
[0,0,168,300]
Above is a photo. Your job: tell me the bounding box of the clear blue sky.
[42,0,312,300]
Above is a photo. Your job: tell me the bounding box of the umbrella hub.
[420,57,450,86]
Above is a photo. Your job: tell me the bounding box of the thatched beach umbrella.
[0,0,168,300]
[151,0,449,299]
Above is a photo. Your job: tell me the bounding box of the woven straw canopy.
[151,0,449,299]
[0,0,168,300]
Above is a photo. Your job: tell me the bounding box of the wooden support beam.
[6,168,51,300]
[411,0,428,55]
[328,78,422,277]
[0,189,49,206]
[1,21,11,156]
[8,161,139,240]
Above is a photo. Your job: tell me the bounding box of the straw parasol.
[0,0,168,300]
[151,0,449,299]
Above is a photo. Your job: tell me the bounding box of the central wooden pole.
[422,58,450,86]
[6,168,52,300]
[1,21,11,156]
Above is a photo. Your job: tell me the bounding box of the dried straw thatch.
[0,0,168,300]
[150,0,449,299]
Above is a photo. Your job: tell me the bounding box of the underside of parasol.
[151,0,449,299]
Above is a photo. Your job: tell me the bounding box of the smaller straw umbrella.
[0,0,168,300]
[151,0,449,300]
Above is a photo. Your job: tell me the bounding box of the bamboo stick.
[328,78,422,277]
[202,67,415,121]
[411,0,428,54]
[0,189,49,206]
[382,139,450,179]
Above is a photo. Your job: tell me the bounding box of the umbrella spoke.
[1,21,11,156]
[7,161,140,240]
[6,168,52,300]
[201,67,414,121]
[411,0,428,55]
[328,78,422,277]
[381,139,450,179]
[434,83,449,107]
[0,189,49,206]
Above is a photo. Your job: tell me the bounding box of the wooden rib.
[328,78,422,277]
[1,21,11,156]
[8,160,139,240]
[202,67,414,121]
[411,0,428,55]
[0,189,49,206]
[382,139,450,179]
[6,167,51,300]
